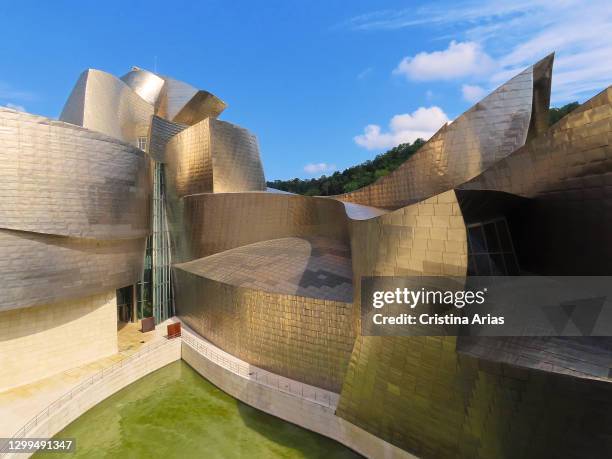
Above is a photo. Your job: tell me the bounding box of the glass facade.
[116,285,134,322]
[467,218,520,275]
[135,162,173,323]
[136,235,153,319]
[137,136,148,151]
[151,162,174,323]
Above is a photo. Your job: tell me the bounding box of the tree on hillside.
[268,140,425,196]
[549,102,579,125]
[268,103,579,196]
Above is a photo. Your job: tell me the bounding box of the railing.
[181,330,338,409]
[2,327,337,454]
[2,333,181,451]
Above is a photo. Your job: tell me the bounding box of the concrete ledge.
[3,324,413,459]
[3,338,180,459]
[182,339,414,459]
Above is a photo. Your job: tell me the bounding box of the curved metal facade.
[165,118,266,198]
[163,55,612,458]
[175,237,352,302]
[334,84,612,458]
[0,109,150,240]
[0,229,145,311]
[174,240,355,391]
[0,107,150,312]
[60,69,154,145]
[173,192,348,263]
[459,86,612,275]
[148,115,188,162]
[2,55,612,459]
[334,54,554,209]
[119,69,227,126]
[157,75,199,121]
[172,90,227,125]
[336,334,612,458]
[120,67,165,105]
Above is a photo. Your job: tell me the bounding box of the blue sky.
[1,1,611,180]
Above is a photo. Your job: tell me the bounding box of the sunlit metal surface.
[341,188,468,335]
[164,57,612,458]
[120,67,165,106]
[0,229,145,311]
[174,238,355,392]
[60,69,154,145]
[157,75,199,121]
[0,65,244,321]
[165,118,266,198]
[340,201,388,220]
[1,55,611,458]
[175,237,353,302]
[348,189,467,279]
[335,82,612,459]
[0,108,150,239]
[265,187,295,194]
[168,192,349,263]
[0,67,159,313]
[459,86,612,275]
[334,54,554,209]
[148,115,188,162]
[172,90,227,125]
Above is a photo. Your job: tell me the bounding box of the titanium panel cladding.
[172,90,227,125]
[0,229,145,311]
[0,108,151,239]
[159,76,199,121]
[334,55,553,209]
[175,237,353,302]
[148,115,188,162]
[460,86,612,274]
[336,333,612,458]
[171,192,349,263]
[347,189,467,328]
[174,268,355,392]
[336,80,612,459]
[165,117,214,196]
[210,119,266,192]
[60,69,154,145]
[120,67,166,105]
[165,118,266,198]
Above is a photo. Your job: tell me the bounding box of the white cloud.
[0,82,36,101]
[343,1,612,103]
[357,67,373,80]
[393,41,495,81]
[4,102,26,112]
[303,162,336,175]
[461,84,486,103]
[354,106,449,150]
[337,1,539,31]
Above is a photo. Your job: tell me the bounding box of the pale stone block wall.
[182,343,414,459]
[4,339,180,459]
[0,292,118,392]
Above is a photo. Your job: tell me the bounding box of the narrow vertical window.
[137,136,148,151]
[467,217,519,275]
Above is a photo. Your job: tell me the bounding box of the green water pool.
[37,360,361,458]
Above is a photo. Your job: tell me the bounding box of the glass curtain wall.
[137,161,174,323]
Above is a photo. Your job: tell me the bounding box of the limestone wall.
[182,337,414,459]
[0,292,118,391]
[3,338,180,459]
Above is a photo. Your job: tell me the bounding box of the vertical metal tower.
[151,162,174,323]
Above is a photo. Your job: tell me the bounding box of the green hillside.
[268,102,579,196]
